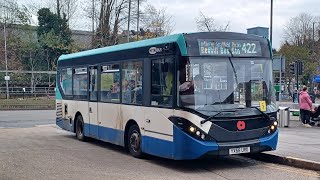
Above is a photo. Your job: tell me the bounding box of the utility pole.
[270,0,273,46]
[3,0,9,99]
[136,0,139,41]
[295,61,299,93]
[127,0,131,43]
[92,0,95,45]
[313,22,315,52]
[279,55,282,102]
[312,22,320,52]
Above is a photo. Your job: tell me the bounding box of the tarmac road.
[0,110,55,128]
[0,110,319,179]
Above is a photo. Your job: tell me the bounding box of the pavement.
[247,100,320,171]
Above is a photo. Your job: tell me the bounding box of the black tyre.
[76,115,87,141]
[128,125,143,158]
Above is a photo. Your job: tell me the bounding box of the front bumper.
[173,126,278,160]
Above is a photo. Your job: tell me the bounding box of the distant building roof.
[247,27,269,31]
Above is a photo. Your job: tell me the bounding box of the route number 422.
[242,43,257,54]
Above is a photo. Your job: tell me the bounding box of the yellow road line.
[234,156,320,178]
[261,163,320,178]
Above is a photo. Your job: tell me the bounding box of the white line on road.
[34,124,56,127]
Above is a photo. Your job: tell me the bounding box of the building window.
[100,64,120,103]
[59,68,72,96]
[122,61,143,104]
[73,67,88,99]
[151,58,174,106]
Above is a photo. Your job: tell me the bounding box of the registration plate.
[229,147,250,155]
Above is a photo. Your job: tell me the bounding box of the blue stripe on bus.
[259,129,278,150]
[141,126,219,160]
[56,120,278,160]
[141,136,174,159]
[56,118,74,132]
[56,118,64,128]
[84,123,125,146]
[173,126,219,160]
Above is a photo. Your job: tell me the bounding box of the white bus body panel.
[88,102,98,137]
[143,107,174,142]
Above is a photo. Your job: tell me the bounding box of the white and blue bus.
[56,32,278,160]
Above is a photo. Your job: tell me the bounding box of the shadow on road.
[60,133,257,172]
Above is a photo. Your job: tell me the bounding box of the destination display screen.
[198,39,262,57]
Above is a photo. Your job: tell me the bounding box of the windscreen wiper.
[200,109,235,124]
[252,106,270,121]
[222,46,239,88]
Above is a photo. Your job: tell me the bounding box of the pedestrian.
[299,85,312,127]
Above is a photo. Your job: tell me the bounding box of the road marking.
[261,163,320,178]
[34,124,56,127]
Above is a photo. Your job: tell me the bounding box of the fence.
[0,86,55,99]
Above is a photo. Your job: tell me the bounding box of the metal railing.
[0,87,56,99]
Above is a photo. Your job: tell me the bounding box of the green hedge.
[0,99,55,110]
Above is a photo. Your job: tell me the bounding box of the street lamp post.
[127,0,131,43]
[3,0,9,99]
[92,0,95,44]
[312,22,320,52]
[136,0,140,41]
[270,0,273,46]
[312,22,320,92]
[4,17,8,99]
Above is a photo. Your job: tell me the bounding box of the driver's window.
[151,58,174,106]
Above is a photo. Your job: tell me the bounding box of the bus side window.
[73,67,88,99]
[59,68,72,96]
[100,64,120,103]
[151,58,174,106]
[121,61,143,105]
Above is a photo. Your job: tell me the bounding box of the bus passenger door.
[88,66,99,138]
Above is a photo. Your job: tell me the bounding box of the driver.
[179,74,204,94]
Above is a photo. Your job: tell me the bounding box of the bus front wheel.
[128,125,143,158]
[76,115,87,141]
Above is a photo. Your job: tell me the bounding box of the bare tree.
[83,0,144,47]
[196,11,230,32]
[26,0,79,27]
[140,4,174,37]
[0,0,31,25]
[283,13,320,47]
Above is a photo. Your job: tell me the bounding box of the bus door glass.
[89,66,99,137]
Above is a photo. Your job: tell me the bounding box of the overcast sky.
[19,0,320,50]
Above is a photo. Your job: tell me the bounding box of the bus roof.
[58,34,188,61]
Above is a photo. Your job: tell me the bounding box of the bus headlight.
[189,126,196,133]
[273,121,278,126]
[169,116,213,141]
[196,131,201,136]
[268,120,278,133]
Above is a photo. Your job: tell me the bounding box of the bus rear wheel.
[128,125,143,158]
[76,115,87,141]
